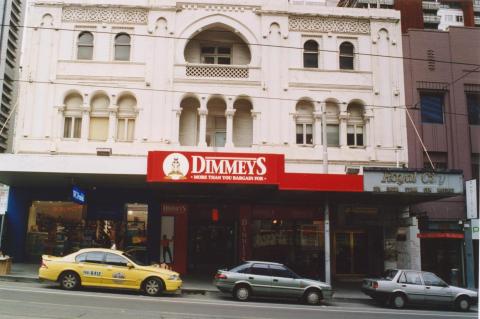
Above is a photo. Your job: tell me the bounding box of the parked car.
[361,269,478,311]
[39,248,182,296]
[213,261,333,305]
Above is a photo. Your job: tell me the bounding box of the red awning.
[417,232,464,239]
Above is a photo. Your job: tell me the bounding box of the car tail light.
[372,281,378,289]
[215,273,227,280]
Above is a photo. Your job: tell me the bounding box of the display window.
[26,201,127,262]
[125,204,148,264]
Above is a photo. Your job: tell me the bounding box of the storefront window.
[125,204,148,264]
[252,218,324,279]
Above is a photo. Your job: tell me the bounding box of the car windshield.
[382,269,398,280]
[123,252,146,266]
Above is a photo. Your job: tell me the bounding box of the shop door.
[188,220,235,274]
[334,231,368,275]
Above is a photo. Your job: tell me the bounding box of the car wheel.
[143,277,164,297]
[391,293,406,309]
[59,271,80,290]
[234,285,251,302]
[305,290,322,305]
[455,296,471,312]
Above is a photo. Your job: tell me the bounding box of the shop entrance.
[334,231,368,276]
[187,206,236,274]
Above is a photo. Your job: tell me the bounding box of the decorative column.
[80,94,90,141]
[198,96,208,147]
[171,108,182,145]
[225,97,235,148]
[339,111,348,149]
[107,98,118,142]
[364,108,375,152]
[313,111,323,148]
[55,105,65,140]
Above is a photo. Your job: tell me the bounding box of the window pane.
[304,40,318,51]
[77,46,93,60]
[296,124,304,144]
[86,252,104,264]
[304,53,318,68]
[270,265,292,278]
[327,124,339,146]
[296,124,303,134]
[117,119,125,141]
[405,272,423,285]
[64,117,72,138]
[467,93,480,125]
[78,32,93,45]
[115,45,130,61]
[421,93,444,124]
[357,133,364,146]
[201,47,215,54]
[75,253,87,263]
[251,264,270,276]
[340,56,354,70]
[115,34,130,45]
[422,272,445,286]
[203,56,215,64]
[73,118,82,138]
[215,132,226,147]
[127,119,135,141]
[306,124,313,134]
[215,117,226,129]
[306,133,313,145]
[217,47,231,54]
[340,42,354,55]
[347,133,355,146]
[89,117,109,141]
[217,57,231,65]
[347,125,354,134]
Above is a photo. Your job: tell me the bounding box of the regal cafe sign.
[147,151,284,185]
[363,168,464,195]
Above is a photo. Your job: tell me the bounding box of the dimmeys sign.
[147,151,284,184]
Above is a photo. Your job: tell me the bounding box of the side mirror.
[127,262,134,269]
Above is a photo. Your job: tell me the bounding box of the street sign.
[0,184,9,215]
[466,180,478,219]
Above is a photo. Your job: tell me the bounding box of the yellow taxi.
[39,248,182,296]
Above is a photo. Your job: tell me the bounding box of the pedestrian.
[161,235,173,263]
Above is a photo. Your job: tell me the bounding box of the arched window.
[326,101,340,147]
[89,94,110,141]
[206,98,226,147]
[303,40,319,68]
[233,99,253,147]
[117,95,137,142]
[63,92,83,138]
[339,42,354,70]
[179,98,200,146]
[77,32,93,60]
[115,33,131,61]
[295,101,314,145]
[347,102,365,147]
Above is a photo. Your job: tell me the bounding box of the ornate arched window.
[115,33,131,61]
[77,31,93,60]
[206,98,226,147]
[303,40,319,68]
[347,102,365,147]
[89,93,110,141]
[295,100,314,145]
[117,95,137,142]
[339,42,354,70]
[326,101,340,147]
[63,92,83,138]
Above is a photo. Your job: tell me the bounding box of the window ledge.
[348,146,366,149]
[296,144,314,148]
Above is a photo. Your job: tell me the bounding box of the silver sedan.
[362,269,478,311]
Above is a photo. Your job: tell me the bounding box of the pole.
[0,214,5,251]
[464,223,474,289]
[322,103,328,173]
[324,200,331,285]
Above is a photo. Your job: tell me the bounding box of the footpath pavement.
[0,263,370,302]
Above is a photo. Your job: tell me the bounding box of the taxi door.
[76,252,106,286]
[102,252,139,289]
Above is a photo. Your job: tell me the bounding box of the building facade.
[0,0,27,152]
[0,0,464,282]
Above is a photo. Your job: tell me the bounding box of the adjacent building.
[0,0,27,152]
[0,0,464,283]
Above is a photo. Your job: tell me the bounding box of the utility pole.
[321,101,331,285]
[465,179,478,289]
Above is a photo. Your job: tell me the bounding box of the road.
[0,281,477,319]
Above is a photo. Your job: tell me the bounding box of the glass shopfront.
[251,205,325,280]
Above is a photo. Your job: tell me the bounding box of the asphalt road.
[0,281,477,319]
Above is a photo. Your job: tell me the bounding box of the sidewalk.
[0,263,369,302]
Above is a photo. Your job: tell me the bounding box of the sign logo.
[72,186,86,204]
[163,153,189,180]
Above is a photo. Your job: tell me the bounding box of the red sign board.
[147,151,284,185]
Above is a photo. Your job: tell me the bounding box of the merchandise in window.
[420,92,444,124]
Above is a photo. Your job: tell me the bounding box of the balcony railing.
[358,0,394,5]
[186,64,249,79]
[422,1,440,10]
[423,14,441,23]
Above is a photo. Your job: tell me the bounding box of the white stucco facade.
[9,0,407,176]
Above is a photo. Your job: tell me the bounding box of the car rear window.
[229,263,251,274]
[382,269,398,280]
